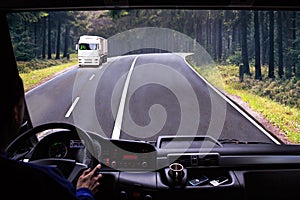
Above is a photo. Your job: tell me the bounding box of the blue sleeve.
[24,162,94,200]
[76,188,94,200]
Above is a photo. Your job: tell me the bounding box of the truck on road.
[76,35,108,67]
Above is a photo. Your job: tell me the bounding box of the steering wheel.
[5,122,98,182]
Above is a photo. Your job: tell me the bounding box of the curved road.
[25,53,281,144]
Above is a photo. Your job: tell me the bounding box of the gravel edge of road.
[223,92,294,144]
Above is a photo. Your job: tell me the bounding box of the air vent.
[168,153,219,167]
[197,153,219,166]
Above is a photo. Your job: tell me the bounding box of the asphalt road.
[25,53,281,144]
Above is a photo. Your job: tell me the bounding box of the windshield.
[79,43,98,50]
[7,9,299,146]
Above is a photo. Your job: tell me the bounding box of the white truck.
[76,35,108,67]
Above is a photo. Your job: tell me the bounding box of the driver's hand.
[76,164,102,195]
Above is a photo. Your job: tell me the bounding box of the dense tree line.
[6,9,300,79]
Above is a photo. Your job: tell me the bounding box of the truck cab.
[77,35,107,67]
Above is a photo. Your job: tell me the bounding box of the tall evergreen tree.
[240,10,250,75]
[47,13,52,59]
[254,11,262,80]
[277,11,284,78]
[285,11,293,79]
[55,18,61,59]
[217,13,223,62]
[259,11,267,66]
[63,24,70,59]
[42,16,46,59]
[268,11,275,78]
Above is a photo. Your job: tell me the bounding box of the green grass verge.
[191,64,300,144]
[225,85,300,144]
[19,57,77,91]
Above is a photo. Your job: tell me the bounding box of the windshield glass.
[7,9,300,146]
[79,43,98,50]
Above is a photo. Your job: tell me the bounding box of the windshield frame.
[2,2,300,146]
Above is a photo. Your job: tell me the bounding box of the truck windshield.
[79,43,98,50]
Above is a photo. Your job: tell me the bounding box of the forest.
[6,9,300,80]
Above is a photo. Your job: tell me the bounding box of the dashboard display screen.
[99,141,156,171]
[70,140,85,149]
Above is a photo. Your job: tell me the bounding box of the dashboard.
[31,131,88,164]
[21,127,300,200]
[30,129,157,172]
[98,139,156,171]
